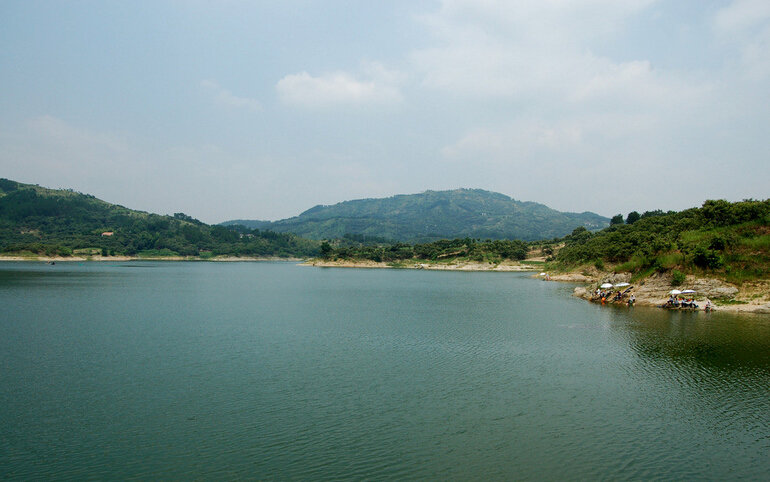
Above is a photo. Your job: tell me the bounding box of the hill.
[222,189,609,242]
[0,178,319,258]
[552,199,770,288]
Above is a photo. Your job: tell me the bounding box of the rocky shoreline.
[560,271,770,315]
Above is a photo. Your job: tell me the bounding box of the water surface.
[1,262,768,479]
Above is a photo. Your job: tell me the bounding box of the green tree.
[610,214,624,225]
[320,241,333,259]
[671,269,686,286]
[625,211,641,225]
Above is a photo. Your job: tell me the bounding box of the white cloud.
[713,0,770,81]
[201,80,262,111]
[409,0,703,107]
[276,62,403,107]
[714,0,770,33]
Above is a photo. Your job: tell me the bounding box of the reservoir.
[1,261,769,479]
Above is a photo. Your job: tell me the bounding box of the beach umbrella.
[539,272,546,276]
[600,283,613,289]
[614,282,630,287]
[681,289,696,294]
[669,289,682,295]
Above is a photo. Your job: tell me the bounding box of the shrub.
[693,245,723,269]
[671,269,686,286]
[709,235,726,251]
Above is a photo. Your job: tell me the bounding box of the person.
[628,294,635,306]
[705,300,712,312]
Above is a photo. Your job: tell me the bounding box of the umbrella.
[600,283,613,289]
[669,289,682,295]
[681,289,696,294]
[539,272,546,276]
[614,282,630,287]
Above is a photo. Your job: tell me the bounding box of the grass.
[137,248,180,258]
[614,256,645,273]
[738,234,770,250]
[656,253,683,270]
[73,248,102,256]
[716,299,748,305]
[386,261,410,268]
[679,230,710,245]
[724,267,768,285]
[0,250,40,258]
[630,266,656,283]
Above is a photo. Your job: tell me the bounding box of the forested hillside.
[222,188,609,242]
[553,199,770,285]
[320,237,530,265]
[0,179,319,258]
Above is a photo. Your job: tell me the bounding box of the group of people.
[665,296,699,309]
[593,288,635,306]
[592,285,714,311]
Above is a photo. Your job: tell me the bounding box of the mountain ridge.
[222,188,609,242]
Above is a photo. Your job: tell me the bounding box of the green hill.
[222,189,609,242]
[0,178,319,258]
[553,199,770,286]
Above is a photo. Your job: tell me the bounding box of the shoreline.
[0,255,305,262]
[556,271,770,315]
[302,259,539,272]
[4,254,768,314]
[305,258,770,315]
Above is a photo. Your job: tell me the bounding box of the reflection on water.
[620,307,770,373]
[608,306,770,476]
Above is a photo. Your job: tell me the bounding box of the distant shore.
[0,255,305,262]
[303,259,539,272]
[5,254,767,314]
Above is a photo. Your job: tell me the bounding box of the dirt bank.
[565,271,770,314]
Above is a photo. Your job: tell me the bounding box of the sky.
[1,0,769,224]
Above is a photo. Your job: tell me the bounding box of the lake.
[1,261,769,480]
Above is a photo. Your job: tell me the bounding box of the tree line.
[320,237,529,263]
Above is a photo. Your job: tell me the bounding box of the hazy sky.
[1,0,768,223]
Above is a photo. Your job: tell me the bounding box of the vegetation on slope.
[222,188,609,242]
[0,179,319,258]
[320,237,529,265]
[552,199,770,285]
